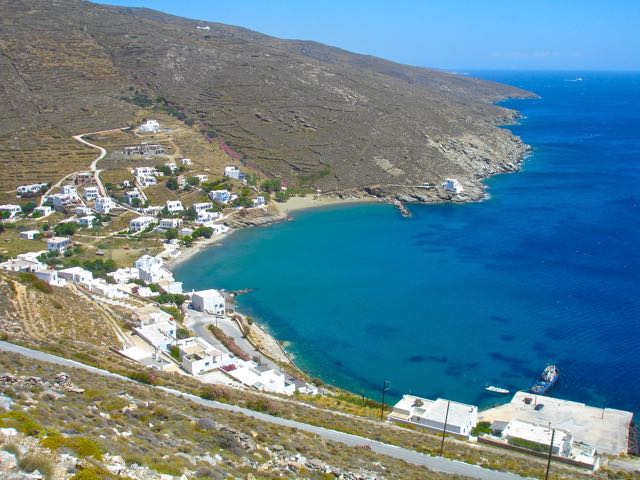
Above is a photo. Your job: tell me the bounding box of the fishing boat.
[530,365,559,395]
[485,385,510,395]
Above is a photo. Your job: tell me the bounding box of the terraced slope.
[0,0,535,201]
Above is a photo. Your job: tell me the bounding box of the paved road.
[0,341,527,480]
[187,311,280,370]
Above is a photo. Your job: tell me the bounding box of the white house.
[166,200,184,213]
[134,319,177,351]
[192,202,212,213]
[47,237,71,253]
[157,278,183,294]
[442,178,464,194]
[78,215,96,228]
[180,158,192,166]
[138,176,157,187]
[252,196,266,207]
[208,190,230,204]
[34,269,66,287]
[196,25,210,31]
[142,205,163,216]
[95,197,114,214]
[193,174,208,183]
[179,227,194,237]
[83,278,125,299]
[132,305,174,327]
[33,206,52,218]
[17,183,48,196]
[135,254,174,284]
[0,257,44,273]
[0,205,22,221]
[58,266,93,284]
[75,206,92,216]
[224,166,243,180]
[501,419,572,457]
[210,224,230,235]
[176,337,234,375]
[133,166,158,177]
[226,361,297,395]
[135,254,163,272]
[47,193,76,210]
[164,162,179,174]
[138,119,160,134]
[196,211,222,224]
[191,289,225,315]
[19,230,40,240]
[129,216,156,232]
[83,186,99,201]
[159,218,182,230]
[125,189,143,205]
[388,395,478,437]
[107,267,139,284]
[61,185,78,197]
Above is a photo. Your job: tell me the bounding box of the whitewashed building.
[125,189,143,205]
[78,215,96,228]
[176,337,234,375]
[33,206,52,218]
[134,319,177,351]
[252,196,266,207]
[129,216,156,232]
[159,218,182,230]
[166,200,184,213]
[17,183,48,196]
[0,205,22,220]
[83,187,99,201]
[138,119,160,133]
[224,166,243,180]
[19,230,40,240]
[58,267,93,284]
[181,158,192,166]
[35,269,66,287]
[388,395,478,437]
[47,237,71,253]
[442,178,464,194]
[95,197,114,214]
[61,185,78,197]
[193,174,208,183]
[107,267,139,284]
[75,206,92,216]
[191,289,225,315]
[208,189,230,204]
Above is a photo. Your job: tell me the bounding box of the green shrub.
[18,453,55,479]
[0,411,44,436]
[41,434,103,459]
[71,465,117,480]
[471,421,492,436]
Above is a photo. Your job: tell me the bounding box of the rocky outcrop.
[223,205,288,228]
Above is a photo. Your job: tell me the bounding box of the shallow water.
[174,72,640,415]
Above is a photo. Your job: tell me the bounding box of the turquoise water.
[175,72,640,415]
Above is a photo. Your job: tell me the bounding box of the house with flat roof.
[166,200,184,214]
[58,267,93,284]
[208,189,231,204]
[129,216,156,232]
[47,237,71,253]
[19,230,40,240]
[0,257,45,273]
[159,218,182,230]
[78,215,96,228]
[389,394,478,437]
[191,289,225,315]
[33,206,52,218]
[94,196,114,214]
[83,186,99,201]
[442,178,464,194]
[176,337,233,375]
[138,119,160,133]
[0,204,22,221]
[34,269,66,287]
[125,189,143,205]
[134,319,177,351]
[226,361,297,395]
[224,166,244,180]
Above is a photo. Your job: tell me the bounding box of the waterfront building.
[252,196,266,207]
[176,337,233,375]
[388,394,478,437]
[191,289,225,315]
[442,178,464,194]
[159,218,183,230]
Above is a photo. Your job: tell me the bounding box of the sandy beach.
[275,194,378,214]
[165,230,233,270]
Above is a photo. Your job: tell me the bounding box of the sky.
[100,0,639,71]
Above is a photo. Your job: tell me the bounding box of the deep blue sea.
[175,72,640,416]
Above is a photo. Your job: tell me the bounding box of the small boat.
[485,385,510,395]
[530,365,559,395]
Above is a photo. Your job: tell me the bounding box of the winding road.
[0,341,528,480]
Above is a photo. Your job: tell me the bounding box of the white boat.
[485,385,510,395]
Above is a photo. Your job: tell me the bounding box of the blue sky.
[100,1,639,71]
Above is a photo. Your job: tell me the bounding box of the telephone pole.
[380,380,391,421]
[439,400,451,456]
[545,426,556,480]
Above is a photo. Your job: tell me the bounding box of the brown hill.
[0,0,535,200]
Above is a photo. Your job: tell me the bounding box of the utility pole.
[545,427,556,480]
[439,400,451,456]
[380,381,391,421]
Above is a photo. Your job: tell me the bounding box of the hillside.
[0,0,534,201]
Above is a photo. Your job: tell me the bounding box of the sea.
[174,71,640,416]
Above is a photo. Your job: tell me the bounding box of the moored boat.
[530,365,559,395]
[485,385,510,395]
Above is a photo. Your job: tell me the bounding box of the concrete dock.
[479,391,633,455]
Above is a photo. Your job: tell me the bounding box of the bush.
[169,345,181,361]
[18,453,55,479]
[16,272,52,294]
[71,465,117,480]
[166,178,179,190]
[471,421,492,436]
[54,222,79,236]
[41,434,103,459]
[127,370,157,385]
[0,411,43,436]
